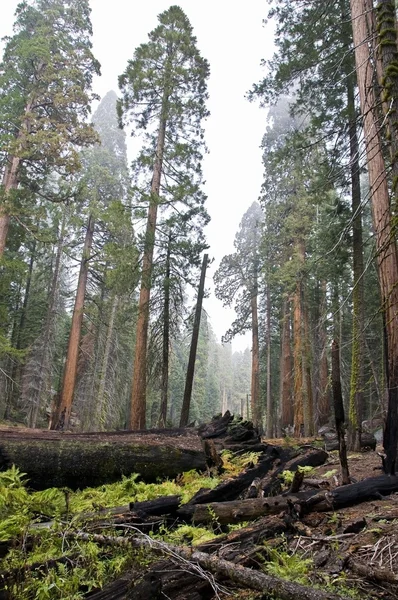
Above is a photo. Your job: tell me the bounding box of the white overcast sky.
[1,1,275,351]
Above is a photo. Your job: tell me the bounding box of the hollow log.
[0,427,206,490]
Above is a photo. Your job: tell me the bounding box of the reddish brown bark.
[158,233,171,427]
[130,111,167,430]
[51,215,94,430]
[293,281,304,437]
[0,155,20,256]
[280,299,293,429]
[351,0,398,473]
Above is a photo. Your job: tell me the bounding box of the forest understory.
[1,415,397,600]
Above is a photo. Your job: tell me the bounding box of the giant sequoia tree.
[350,0,398,473]
[0,0,100,256]
[118,6,209,429]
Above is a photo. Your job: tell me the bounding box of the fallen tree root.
[65,531,350,600]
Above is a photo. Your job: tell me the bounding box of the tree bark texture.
[376,0,398,211]
[347,64,365,452]
[332,340,350,485]
[293,280,304,436]
[130,110,168,430]
[179,254,208,427]
[316,282,330,427]
[0,156,20,257]
[266,282,273,437]
[351,0,398,473]
[51,214,94,430]
[159,233,171,427]
[280,298,293,429]
[0,427,206,490]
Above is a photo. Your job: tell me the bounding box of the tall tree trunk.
[347,69,365,451]
[158,234,171,427]
[376,0,398,213]
[130,106,168,430]
[303,289,314,436]
[351,0,398,473]
[96,295,119,430]
[0,100,33,257]
[280,298,293,430]
[266,282,273,437]
[180,254,208,427]
[293,279,304,437]
[316,281,330,428]
[0,155,21,257]
[51,215,94,430]
[332,340,350,485]
[250,286,261,429]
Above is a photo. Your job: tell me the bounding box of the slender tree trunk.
[303,289,314,436]
[250,288,261,430]
[280,299,293,430]
[351,0,398,473]
[293,280,304,437]
[158,234,171,427]
[51,215,94,430]
[96,295,119,430]
[179,254,208,427]
[316,281,330,427]
[332,340,350,485]
[347,70,365,451]
[130,107,168,430]
[266,283,272,437]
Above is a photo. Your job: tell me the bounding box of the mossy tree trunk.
[351,0,398,473]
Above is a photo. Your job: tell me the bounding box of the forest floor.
[1,425,398,600]
[229,439,398,600]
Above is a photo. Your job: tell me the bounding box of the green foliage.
[0,0,100,178]
[260,542,313,585]
[0,465,223,598]
[154,523,217,546]
[279,466,314,485]
[220,449,261,477]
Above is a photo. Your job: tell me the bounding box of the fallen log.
[186,445,286,505]
[67,531,350,600]
[261,448,328,496]
[181,474,398,524]
[308,475,398,511]
[177,493,316,524]
[0,427,206,490]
